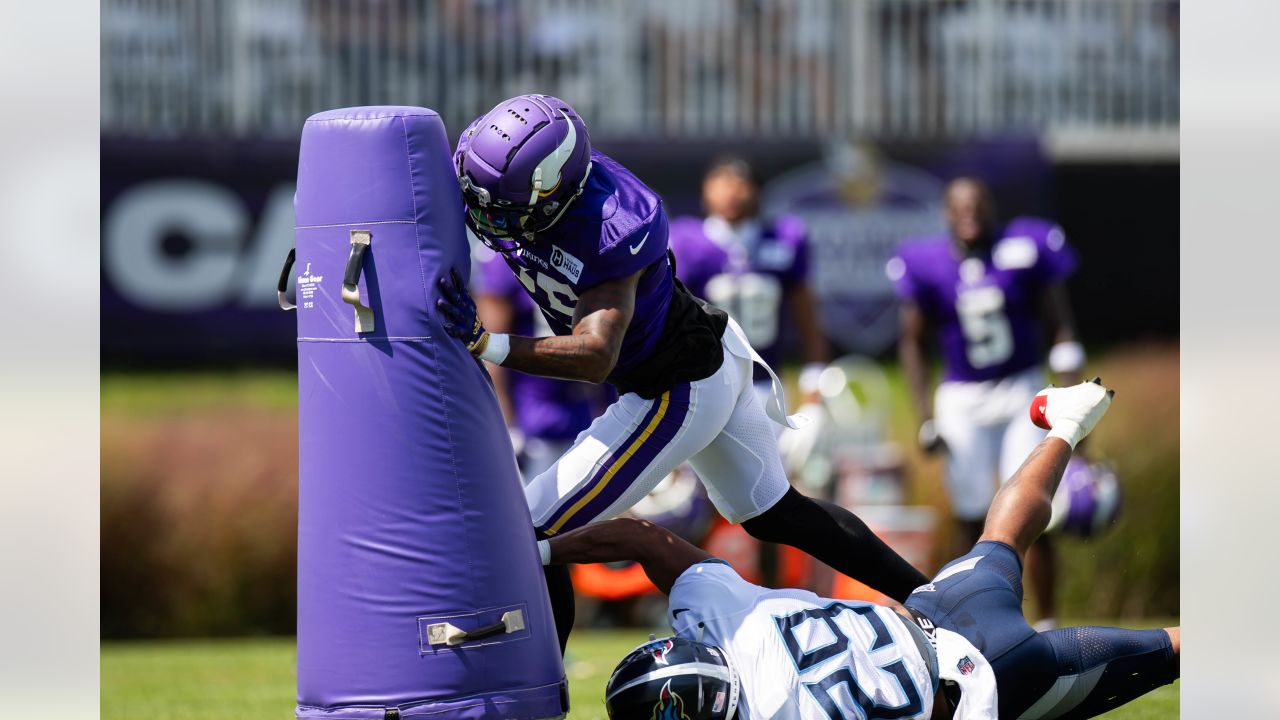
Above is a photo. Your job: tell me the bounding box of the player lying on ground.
[541,380,1179,719]
[437,94,926,651]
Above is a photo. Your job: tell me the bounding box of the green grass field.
[102,628,1178,719]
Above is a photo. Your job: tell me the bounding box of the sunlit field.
[101,628,1178,720]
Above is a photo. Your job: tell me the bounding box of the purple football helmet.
[1048,457,1122,538]
[454,94,593,252]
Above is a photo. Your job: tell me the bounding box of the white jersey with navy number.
[669,561,935,720]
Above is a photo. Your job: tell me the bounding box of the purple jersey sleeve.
[593,196,669,285]
[668,216,715,297]
[886,238,933,306]
[1005,216,1077,285]
[770,215,810,286]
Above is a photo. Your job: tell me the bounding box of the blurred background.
[100,0,1178,716]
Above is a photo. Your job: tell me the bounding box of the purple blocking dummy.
[291,107,566,720]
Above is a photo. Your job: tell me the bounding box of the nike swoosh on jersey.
[629,231,649,255]
[671,607,692,620]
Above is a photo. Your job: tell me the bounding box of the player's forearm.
[547,518,708,594]
[983,437,1073,549]
[547,518,653,566]
[897,304,933,420]
[789,286,830,365]
[898,337,933,420]
[502,333,617,384]
[1043,284,1083,384]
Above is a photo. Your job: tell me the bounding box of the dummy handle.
[277,248,296,310]
[341,230,376,333]
[425,609,526,647]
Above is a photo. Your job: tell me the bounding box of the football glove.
[437,269,491,357]
[917,418,946,454]
[1029,377,1114,450]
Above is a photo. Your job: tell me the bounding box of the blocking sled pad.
[291,107,566,720]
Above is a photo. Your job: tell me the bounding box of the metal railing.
[101,0,1179,141]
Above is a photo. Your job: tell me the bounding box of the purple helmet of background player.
[454,94,593,252]
[1048,457,1122,538]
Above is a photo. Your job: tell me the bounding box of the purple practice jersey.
[669,215,809,366]
[474,248,599,441]
[488,151,681,383]
[887,217,1076,382]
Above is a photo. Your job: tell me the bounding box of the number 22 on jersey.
[514,266,579,324]
[775,602,925,719]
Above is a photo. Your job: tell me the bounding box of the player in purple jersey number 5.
[888,177,1085,630]
[436,94,927,653]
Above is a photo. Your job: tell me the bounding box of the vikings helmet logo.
[651,679,691,720]
[647,639,675,666]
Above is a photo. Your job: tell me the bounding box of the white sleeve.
[668,560,763,635]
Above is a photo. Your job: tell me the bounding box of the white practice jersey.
[669,561,935,720]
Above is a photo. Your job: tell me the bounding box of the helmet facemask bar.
[458,170,534,252]
[457,161,592,253]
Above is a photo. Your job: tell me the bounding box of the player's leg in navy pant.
[1023,624,1178,719]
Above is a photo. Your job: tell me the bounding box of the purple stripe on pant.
[537,383,693,536]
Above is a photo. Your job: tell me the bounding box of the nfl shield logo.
[957,656,976,675]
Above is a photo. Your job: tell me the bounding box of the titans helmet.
[454,94,593,251]
[1047,457,1122,537]
[605,636,740,720]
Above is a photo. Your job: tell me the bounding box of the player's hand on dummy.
[917,418,947,455]
[1029,377,1114,450]
[437,270,491,357]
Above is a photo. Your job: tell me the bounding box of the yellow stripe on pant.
[543,391,671,536]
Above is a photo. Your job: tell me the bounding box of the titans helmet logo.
[651,679,691,720]
[647,638,675,666]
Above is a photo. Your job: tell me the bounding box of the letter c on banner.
[103,179,247,311]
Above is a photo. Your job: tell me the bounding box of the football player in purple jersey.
[472,245,608,481]
[888,177,1084,629]
[437,94,927,652]
[670,157,831,406]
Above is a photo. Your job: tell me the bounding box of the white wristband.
[1048,341,1085,374]
[536,539,551,566]
[798,363,826,395]
[479,332,510,365]
[1046,421,1086,450]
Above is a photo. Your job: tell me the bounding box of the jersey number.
[956,285,1014,369]
[705,272,782,348]
[775,603,924,719]
[515,267,579,324]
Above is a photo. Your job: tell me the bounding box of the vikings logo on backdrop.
[651,679,691,720]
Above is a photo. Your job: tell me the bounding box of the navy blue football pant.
[905,541,1177,719]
